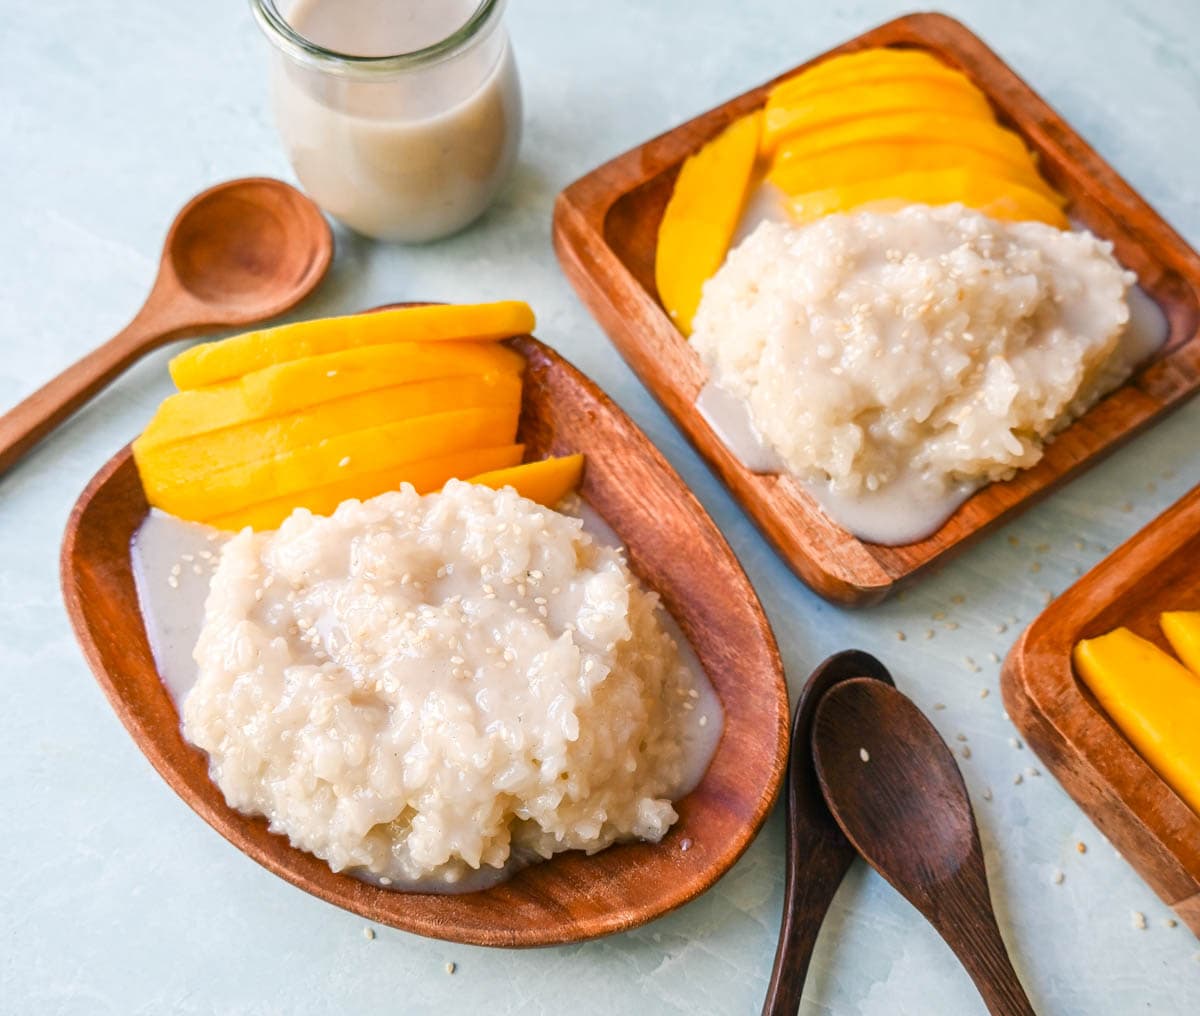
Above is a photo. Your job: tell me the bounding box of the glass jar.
[251,0,522,243]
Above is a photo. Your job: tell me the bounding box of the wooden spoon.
[812,679,1036,1016]
[0,177,332,476]
[762,651,895,1016]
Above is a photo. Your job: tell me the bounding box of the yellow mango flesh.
[139,341,524,449]
[467,454,584,507]
[655,110,761,334]
[1162,611,1200,676]
[773,112,1036,172]
[768,140,1060,201]
[134,373,521,480]
[211,444,525,532]
[770,47,957,100]
[787,168,1068,228]
[1074,628,1200,815]
[762,78,993,155]
[147,403,521,521]
[170,301,535,390]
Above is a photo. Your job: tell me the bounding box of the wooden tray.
[1002,485,1200,935]
[61,335,790,947]
[553,11,1200,606]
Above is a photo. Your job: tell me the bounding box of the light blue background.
[2,1,1199,1012]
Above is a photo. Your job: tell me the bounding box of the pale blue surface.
[2,1,1199,1013]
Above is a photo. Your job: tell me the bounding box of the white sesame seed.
[338,456,351,468]
[445,962,456,975]
[1052,870,1065,885]
[363,927,375,941]
[859,747,870,762]
[1132,911,1147,930]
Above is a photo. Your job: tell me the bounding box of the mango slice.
[170,301,535,390]
[768,49,969,110]
[1162,611,1200,676]
[771,47,956,96]
[768,140,1059,200]
[656,110,762,334]
[762,78,993,155]
[1074,628,1200,815]
[134,373,521,480]
[787,168,1068,228]
[467,454,585,507]
[147,403,521,521]
[773,111,1037,172]
[140,342,524,450]
[211,444,526,532]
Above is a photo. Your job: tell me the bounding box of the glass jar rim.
[250,0,502,77]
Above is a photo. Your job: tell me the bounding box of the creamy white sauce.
[696,193,1171,546]
[268,0,521,242]
[130,496,722,890]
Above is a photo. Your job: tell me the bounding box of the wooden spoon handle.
[761,836,851,1015]
[936,876,1037,1016]
[0,310,190,477]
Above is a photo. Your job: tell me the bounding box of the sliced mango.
[1162,611,1200,676]
[768,140,1059,201]
[139,341,524,450]
[467,454,584,507]
[787,168,1068,228]
[773,111,1036,171]
[768,49,968,110]
[170,301,535,390]
[1074,628,1200,815]
[210,444,526,532]
[134,373,521,480]
[762,78,993,155]
[147,403,521,521]
[655,110,762,335]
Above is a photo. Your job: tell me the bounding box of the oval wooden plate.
[60,333,789,947]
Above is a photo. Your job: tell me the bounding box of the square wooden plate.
[1002,485,1200,935]
[552,11,1200,606]
[61,334,789,947]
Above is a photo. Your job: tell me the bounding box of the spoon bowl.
[0,177,332,476]
[813,679,1036,1016]
[164,178,331,319]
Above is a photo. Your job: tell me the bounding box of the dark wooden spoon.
[0,177,332,476]
[762,650,895,1016]
[812,679,1036,1016]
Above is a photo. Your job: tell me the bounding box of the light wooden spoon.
[813,678,1036,1016]
[0,177,331,476]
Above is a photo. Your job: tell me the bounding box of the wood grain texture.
[0,178,331,477]
[814,679,1035,1016]
[763,651,894,1016]
[552,11,1200,606]
[59,334,789,948]
[1002,485,1200,937]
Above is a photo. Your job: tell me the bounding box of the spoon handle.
[761,831,852,1015]
[937,870,1037,1016]
[0,309,191,477]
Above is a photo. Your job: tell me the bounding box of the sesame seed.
[699,715,708,727]
[934,702,946,711]
[980,688,990,699]
[1166,918,1178,929]
[1131,911,1147,930]
[896,630,907,641]
[1052,870,1065,885]
[445,962,457,975]
[961,746,972,759]
[859,747,870,762]
[1076,841,1087,854]
[680,837,693,853]
[1014,773,1024,785]
[363,927,375,941]
[982,788,993,802]
[337,456,351,468]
